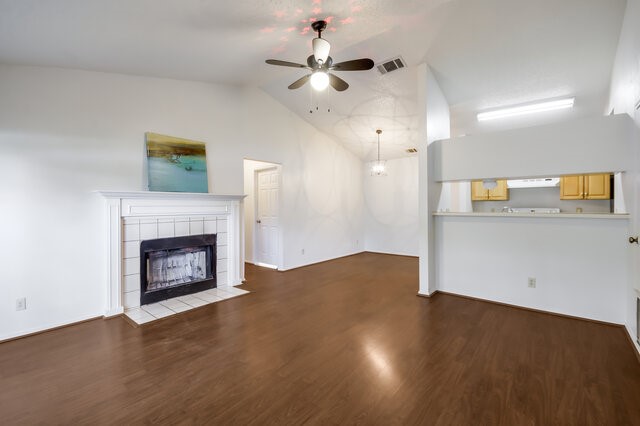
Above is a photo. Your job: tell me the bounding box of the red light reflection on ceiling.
[261,0,364,53]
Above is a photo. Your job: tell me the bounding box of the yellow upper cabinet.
[584,174,611,199]
[488,179,508,200]
[560,174,611,200]
[471,179,509,201]
[559,175,584,199]
[471,181,488,200]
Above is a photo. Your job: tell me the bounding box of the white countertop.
[433,212,629,220]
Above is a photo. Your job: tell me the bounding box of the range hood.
[506,178,560,188]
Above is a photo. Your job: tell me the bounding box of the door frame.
[250,163,284,270]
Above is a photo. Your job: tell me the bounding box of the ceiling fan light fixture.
[310,70,330,91]
[312,38,330,64]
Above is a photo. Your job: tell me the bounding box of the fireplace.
[140,234,217,305]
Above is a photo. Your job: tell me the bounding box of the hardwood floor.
[1,252,639,425]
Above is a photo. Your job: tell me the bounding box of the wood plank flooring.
[1,252,639,425]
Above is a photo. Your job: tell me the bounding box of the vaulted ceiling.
[0,0,627,161]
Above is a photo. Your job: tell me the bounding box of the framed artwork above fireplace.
[145,132,209,193]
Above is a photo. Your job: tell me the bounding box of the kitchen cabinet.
[560,174,610,200]
[471,179,509,201]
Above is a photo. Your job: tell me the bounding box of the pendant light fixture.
[370,129,387,176]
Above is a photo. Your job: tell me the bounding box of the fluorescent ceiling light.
[477,98,575,122]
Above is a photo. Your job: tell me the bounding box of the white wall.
[606,0,640,351]
[436,216,628,323]
[418,65,451,295]
[240,88,365,271]
[363,156,419,256]
[243,159,280,265]
[0,64,364,340]
[433,114,636,182]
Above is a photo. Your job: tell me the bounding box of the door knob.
[629,236,638,244]
[256,220,261,224]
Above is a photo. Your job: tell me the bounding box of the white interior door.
[255,167,280,268]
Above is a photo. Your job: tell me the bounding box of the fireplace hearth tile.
[124,307,155,324]
[159,298,191,312]
[209,288,233,300]
[141,303,174,318]
[219,287,249,296]
[176,295,208,308]
[193,292,222,303]
[123,286,250,325]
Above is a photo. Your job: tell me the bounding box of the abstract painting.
[145,132,208,193]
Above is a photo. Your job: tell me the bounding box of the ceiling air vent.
[377,56,406,75]
[406,148,418,153]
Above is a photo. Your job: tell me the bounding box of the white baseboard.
[279,250,365,272]
[1,312,103,342]
[104,307,124,318]
[364,249,418,258]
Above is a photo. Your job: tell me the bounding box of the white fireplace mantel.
[97,190,246,317]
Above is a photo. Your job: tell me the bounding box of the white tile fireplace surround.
[97,191,246,317]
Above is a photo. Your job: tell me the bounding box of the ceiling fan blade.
[328,73,349,92]
[330,58,374,71]
[288,74,311,90]
[266,59,310,69]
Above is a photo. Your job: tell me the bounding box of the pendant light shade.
[370,129,387,176]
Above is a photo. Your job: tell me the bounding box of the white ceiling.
[0,0,627,160]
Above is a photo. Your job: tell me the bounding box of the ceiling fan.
[265,20,374,92]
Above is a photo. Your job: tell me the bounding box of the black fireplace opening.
[140,234,217,305]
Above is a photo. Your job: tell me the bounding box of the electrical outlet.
[301,248,305,255]
[528,277,536,288]
[16,297,26,311]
